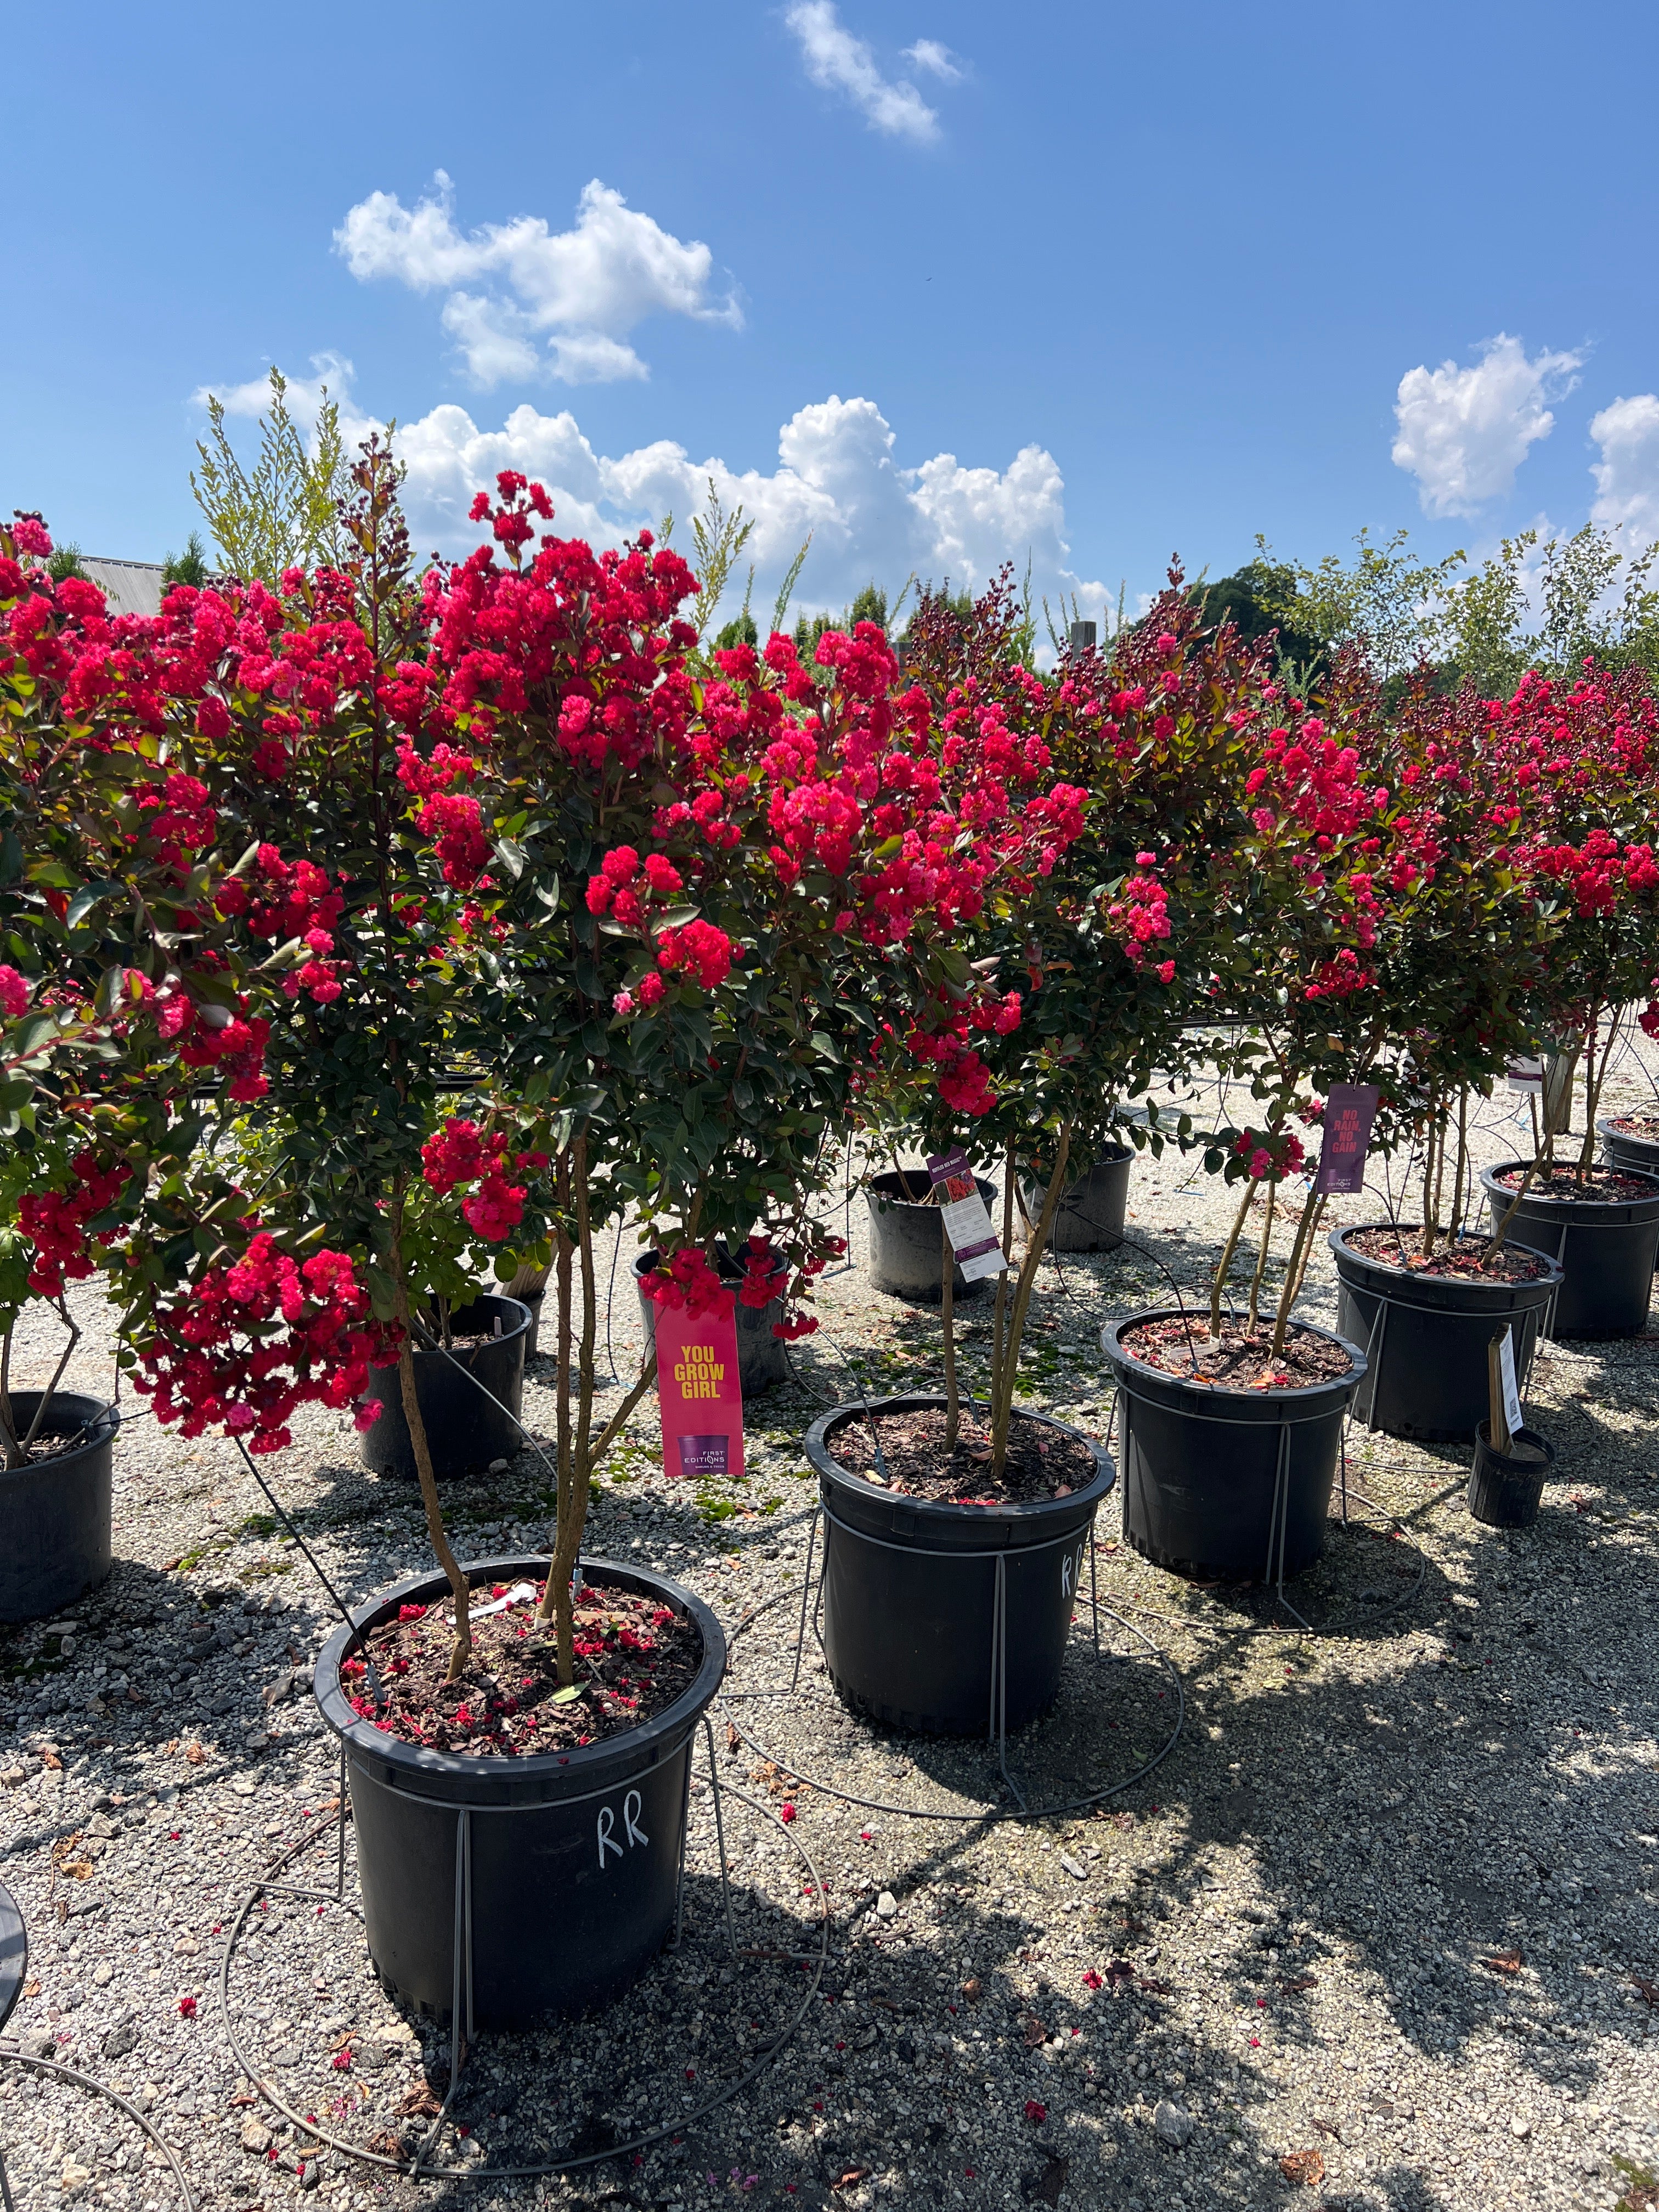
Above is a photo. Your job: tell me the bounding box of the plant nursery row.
[4,457,1659,2038]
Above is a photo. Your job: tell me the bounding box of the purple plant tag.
[1313,1084,1380,1196]
[676,1433,730,1478]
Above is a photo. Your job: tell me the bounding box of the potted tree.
[286,470,1009,2021]
[1328,676,1566,1437]
[1099,630,1393,1583]
[1475,667,1659,1335]
[2,509,417,1623]
[806,575,1255,1731]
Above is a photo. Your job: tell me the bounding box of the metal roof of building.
[82,558,167,618]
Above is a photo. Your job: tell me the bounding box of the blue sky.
[8,0,1659,625]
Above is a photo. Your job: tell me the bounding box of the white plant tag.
[471,1579,538,1620]
[926,1147,1007,1282]
[1506,1055,1544,1094]
[1498,1328,1524,1440]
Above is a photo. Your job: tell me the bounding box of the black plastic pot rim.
[399,1294,533,1362]
[1020,1140,1133,1180]
[0,1393,120,1471]
[866,1171,997,1209]
[1101,1308,1367,1424]
[313,1554,726,1808]
[1474,1421,1554,1470]
[1479,1160,1659,1217]
[805,1392,1116,1530]
[633,1246,788,1292]
[1329,1223,1564,1297]
[1596,1113,1659,1142]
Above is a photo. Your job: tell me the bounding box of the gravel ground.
[3,1043,1657,2212]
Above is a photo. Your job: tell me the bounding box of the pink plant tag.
[654,1293,744,1483]
[1312,1083,1380,1195]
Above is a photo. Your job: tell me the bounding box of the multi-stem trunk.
[1245,1177,1276,1331]
[390,1197,471,1683]
[535,1138,658,1686]
[1269,1186,1326,1358]
[1578,1003,1620,1175]
[987,1128,1071,1479]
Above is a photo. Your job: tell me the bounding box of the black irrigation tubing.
[232,1435,391,1715]
[719,1583,1186,1827]
[0,2051,198,2212]
[216,1782,832,2183]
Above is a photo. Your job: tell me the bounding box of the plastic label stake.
[926,1147,1008,1283]
[1498,1325,1523,1438]
[654,1290,744,1482]
[1312,1085,1380,1197]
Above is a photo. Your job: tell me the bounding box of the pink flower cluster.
[639,1248,732,1321]
[1232,1128,1308,1182]
[17,1152,128,1296]
[420,1118,544,1244]
[129,1234,392,1454]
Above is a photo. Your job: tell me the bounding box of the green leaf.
[5,1012,60,1065]
[658,905,701,929]
[549,1683,583,1704]
[65,881,119,929]
[494,836,527,883]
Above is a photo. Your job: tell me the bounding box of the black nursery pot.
[805,1393,1116,1737]
[1480,1161,1659,1338]
[1330,1226,1563,1443]
[1598,1112,1659,1178]
[0,1392,118,1625]
[1468,1422,1554,1531]
[359,1295,531,1481]
[1019,1143,1133,1254]
[1101,1311,1367,1583]
[313,1555,725,2028]
[634,1248,789,1396]
[865,1170,1001,1302]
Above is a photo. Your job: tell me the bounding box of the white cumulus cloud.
[1391,334,1583,518]
[1589,393,1659,542]
[333,174,741,387]
[785,2,943,143]
[386,388,1105,635]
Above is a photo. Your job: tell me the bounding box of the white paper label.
[1506,1056,1544,1094]
[1498,1328,1523,1438]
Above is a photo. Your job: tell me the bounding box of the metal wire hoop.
[216,1736,831,2184]
[719,1566,1185,1826]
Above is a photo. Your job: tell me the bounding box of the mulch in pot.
[1493,1163,1657,1201]
[1606,1113,1659,1139]
[340,1576,702,1758]
[1345,1227,1551,1282]
[1118,1316,1353,1391]
[826,1405,1097,1506]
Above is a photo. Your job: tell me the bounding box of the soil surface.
[1493,1162,1659,1200]
[1606,1111,1659,1139]
[1346,1226,1553,1282]
[827,1404,1097,1504]
[1119,1316,1353,1390]
[340,1577,703,1756]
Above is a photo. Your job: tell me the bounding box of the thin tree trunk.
[1246,1177,1277,1332]
[988,1144,1014,1404]
[1269,1188,1324,1357]
[1580,1004,1621,1173]
[988,1127,1071,1478]
[537,1146,576,1640]
[1447,1088,1470,1245]
[1211,1180,1257,1338]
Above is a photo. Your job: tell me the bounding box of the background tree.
[191,368,349,582]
